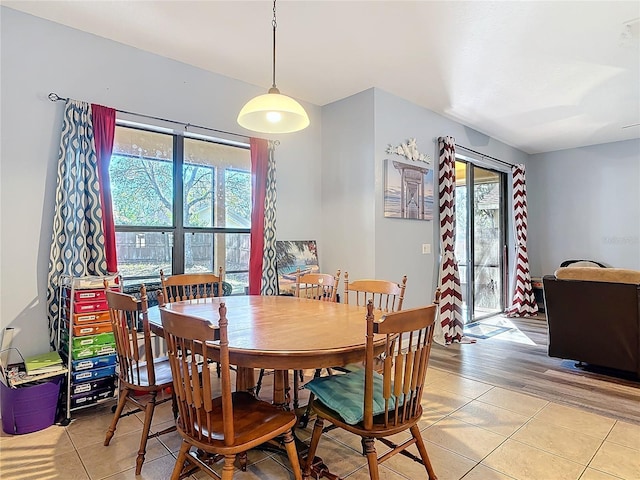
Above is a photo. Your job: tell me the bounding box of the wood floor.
[429,313,640,425]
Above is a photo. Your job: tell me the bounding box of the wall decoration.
[384,158,435,220]
[275,240,320,294]
[386,138,432,163]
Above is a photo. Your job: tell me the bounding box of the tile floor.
[0,367,638,480]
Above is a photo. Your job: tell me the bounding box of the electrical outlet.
[422,244,431,254]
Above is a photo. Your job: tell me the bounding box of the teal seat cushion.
[304,368,401,425]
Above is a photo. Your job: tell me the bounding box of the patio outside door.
[454,160,507,323]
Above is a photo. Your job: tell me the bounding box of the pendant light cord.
[271,0,278,91]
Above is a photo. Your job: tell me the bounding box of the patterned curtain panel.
[506,164,538,317]
[260,141,279,295]
[435,136,464,344]
[46,100,109,348]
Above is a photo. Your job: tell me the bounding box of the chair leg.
[293,370,300,410]
[303,417,324,479]
[171,441,190,480]
[238,451,248,471]
[283,430,303,480]
[410,424,438,479]
[255,368,265,396]
[362,437,380,480]
[104,386,130,446]
[221,455,236,480]
[135,392,157,475]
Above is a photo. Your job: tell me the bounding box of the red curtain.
[249,138,269,295]
[92,104,117,273]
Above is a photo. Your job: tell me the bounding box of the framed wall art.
[384,138,434,220]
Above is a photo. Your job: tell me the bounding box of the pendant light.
[237,0,309,134]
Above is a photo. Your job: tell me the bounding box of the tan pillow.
[555,267,640,284]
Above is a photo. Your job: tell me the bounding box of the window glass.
[184,138,251,228]
[110,125,251,293]
[111,128,173,227]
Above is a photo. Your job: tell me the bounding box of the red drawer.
[64,298,108,313]
[72,289,106,302]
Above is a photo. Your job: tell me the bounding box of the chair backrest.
[295,268,341,302]
[105,283,157,388]
[363,300,437,430]
[344,272,407,312]
[160,304,233,445]
[160,267,224,303]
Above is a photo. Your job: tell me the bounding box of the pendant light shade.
[237,0,309,134]
[237,88,309,134]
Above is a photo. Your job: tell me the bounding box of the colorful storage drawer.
[71,354,117,372]
[62,309,110,324]
[62,332,115,349]
[63,298,109,313]
[70,376,116,395]
[71,365,117,383]
[63,320,112,336]
[66,343,116,360]
[64,288,107,302]
[70,385,115,409]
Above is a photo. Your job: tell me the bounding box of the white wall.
[0,8,323,358]
[527,139,640,275]
[320,89,376,281]
[321,88,529,309]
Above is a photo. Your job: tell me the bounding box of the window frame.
[111,121,251,289]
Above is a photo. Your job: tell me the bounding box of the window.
[110,125,251,294]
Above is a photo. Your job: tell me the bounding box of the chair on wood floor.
[160,267,224,302]
[104,284,177,475]
[303,301,438,480]
[161,304,303,480]
[343,272,407,313]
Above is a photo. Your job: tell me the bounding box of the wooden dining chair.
[160,267,225,376]
[290,268,341,425]
[343,272,407,313]
[161,303,303,480]
[296,268,341,302]
[303,301,438,480]
[160,267,224,302]
[104,284,177,475]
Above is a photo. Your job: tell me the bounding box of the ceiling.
[5,1,640,154]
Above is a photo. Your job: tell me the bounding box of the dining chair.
[160,267,225,377]
[256,268,342,399]
[104,284,177,475]
[343,272,407,313]
[295,268,341,302]
[160,267,224,302]
[161,303,303,480]
[291,268,341,425]
[303,301,438,480]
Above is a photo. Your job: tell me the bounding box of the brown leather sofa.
[543,267,640,376]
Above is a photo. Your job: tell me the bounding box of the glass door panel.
[454,160,506,323]
[472,166,503,319]
[454,161,470,322]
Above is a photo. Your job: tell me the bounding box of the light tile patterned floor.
[0,367,638,480]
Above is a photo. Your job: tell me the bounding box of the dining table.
[146,294,384,407]
[147,294,385,480]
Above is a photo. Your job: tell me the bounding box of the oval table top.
[148,295,383,370]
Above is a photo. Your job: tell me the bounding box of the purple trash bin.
[1,375,63,434]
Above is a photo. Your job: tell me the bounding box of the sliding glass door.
[455,160,507,323]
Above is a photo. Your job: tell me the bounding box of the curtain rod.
[48,92,252,142]
[454,144,516,169]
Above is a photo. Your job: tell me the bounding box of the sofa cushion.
[554,267,640,285]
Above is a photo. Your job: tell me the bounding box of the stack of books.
[24,351,65,376]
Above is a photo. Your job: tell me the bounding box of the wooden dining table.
[147,294,384,408]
